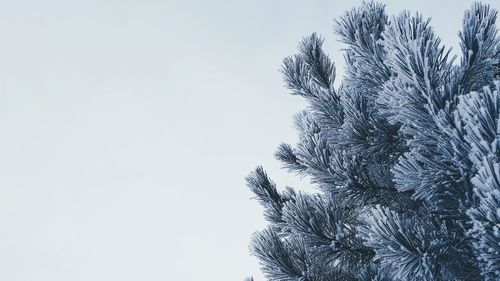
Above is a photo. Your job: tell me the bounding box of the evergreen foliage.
[246,2,500,280]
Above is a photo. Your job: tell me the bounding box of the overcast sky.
[0,1,498,280]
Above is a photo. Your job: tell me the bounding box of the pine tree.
[245,2,499,280]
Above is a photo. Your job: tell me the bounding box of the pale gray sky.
[0,1,497,280]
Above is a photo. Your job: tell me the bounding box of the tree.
[245,2,499,280]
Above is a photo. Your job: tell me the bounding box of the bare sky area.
[0,1,498,280]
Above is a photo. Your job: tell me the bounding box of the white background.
[0,1,497,280]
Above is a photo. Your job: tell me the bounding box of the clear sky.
[0,1,497,280]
